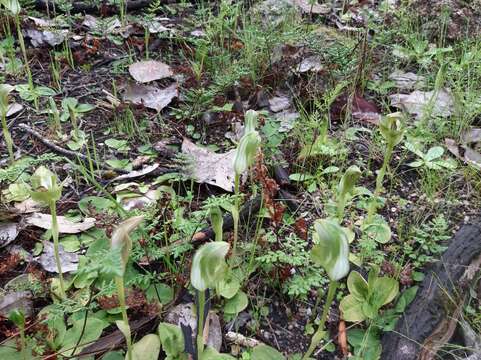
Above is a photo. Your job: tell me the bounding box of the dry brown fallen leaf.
[123,83,178,112]
[129,60,173,83]
[181,138,236,192]
[390,88,454,119]
[26,213,96,234]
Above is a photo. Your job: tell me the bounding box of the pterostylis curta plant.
[232,110,261,256]
[366,112,405,223]
[110,215,144,360]
[0,84,15,163]
[336,165,361,221]
[30,166,66,298]
[9,309,27,360]
[303,219,350,360]
[190,241,230,357]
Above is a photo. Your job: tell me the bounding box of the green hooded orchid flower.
[30,166,63,205]
[191,241,230,292]
[379,112,405,147]
[190,241,230,355]
[336,165,361,219]
[311,219,350,281]
[209,205,223,242]
[233,131,261,176]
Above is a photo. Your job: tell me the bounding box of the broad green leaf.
[310,219,350,281]
[251,344,285,360]
[78,196,116,215]
[371,277,399,307]
[102,351,124,360]
[158,323,185,359]
[408,160,423,168]
[436,159,457,169]
[190,242,229,291]
[394,286,418,313]
[224,290,248,314]
[60,235,81,252]
[4,183,31,202]
[288,173,315,182]
[146,283,173,304]
[76,103,95,113]
[340,294,366,322]
[105,138,131,152]
[115,320,131,345]
[217,273,240,299]
[347,271,368,300]
[60,317,108,356]
[363,217,391,244]
[0,339,32,359]
[425,146,444,161]
[321,166,340,174]
[200,346,235,360]
[130,334,160,360]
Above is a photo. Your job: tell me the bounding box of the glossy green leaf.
[200,346,235,360]
[224,290,248,314]
[190,241,229,291]
[371,277,399,307]
[347,271,368,300]
[158,323,186,359]
[130,334,160,360]
[216,273,240,299]
[363,217,391,244]
[340,294,366,322]
[251,344,285,360]
[310,219,350,281]
[60,317,108,356]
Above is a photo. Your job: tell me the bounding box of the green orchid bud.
[30,166,63,204]
[209,205,223,242]
[338,165,361,199]
[0,0,21,15]
[233,131,261,176]
[244,109,258,134]
[111,216,144,272]
[0,84,14,114]
[311,219,350,281]
[379,112,405,147]
[191,241,230,291]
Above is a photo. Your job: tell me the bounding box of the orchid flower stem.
[196,290,206,357]
[232,174,240,260]
[50,202,66,299]
[1,112,14,163]
[367,142,393,223]
[115,276,132,360]
[14,15,35,109]
[19,324,26,360]
[303,281,339,360]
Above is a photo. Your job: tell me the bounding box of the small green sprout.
[8,309,26,360]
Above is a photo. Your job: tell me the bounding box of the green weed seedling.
[30,166,66,298]
[110,216,144,360]
[0,84,15,163]
[405,142,457,171]
[8,309,27,360]
[303,219,350,360]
